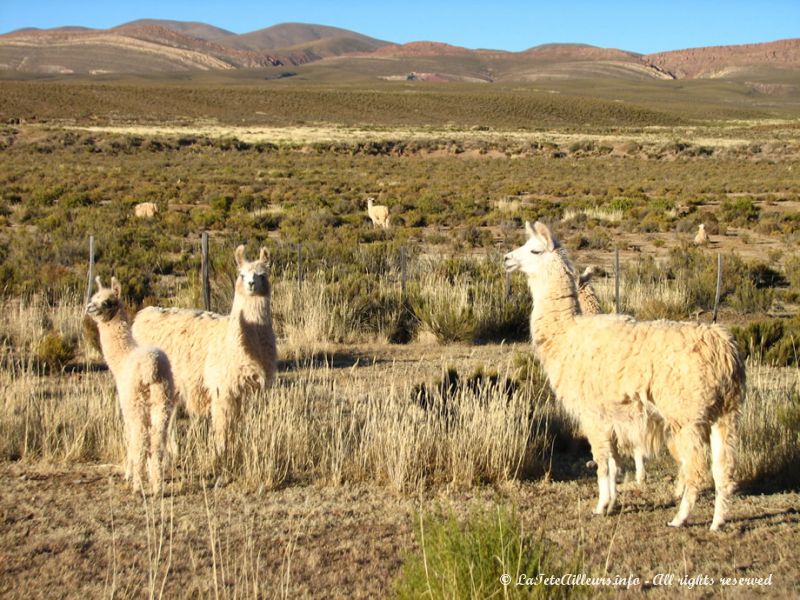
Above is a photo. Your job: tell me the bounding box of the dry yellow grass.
[1,292,799,597]
[63,119,800,149]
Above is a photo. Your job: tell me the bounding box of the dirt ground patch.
[1,343,798,598]
[1,458,797,599]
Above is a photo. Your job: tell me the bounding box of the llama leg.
[587,431,613,515]
[148,396,169,495]
[127,412,146,495]
[123,419,134,482]
[119,393,135,481]
[607,443,620,513]
[668,424,707,528]
[709,414,737,531]
[634,448,646,487]
[667,435,684,499]
[211,393,240,456]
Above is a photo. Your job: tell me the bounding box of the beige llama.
[86,276,175,494]
[367,197,390,229]
[132,246,277,454]
[505,221,744,531]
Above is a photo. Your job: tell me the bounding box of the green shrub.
[732,316,800,366]
[720,197,760,225]
[35,331,76,372]
[728,279,774,314]
[395,505,583,600]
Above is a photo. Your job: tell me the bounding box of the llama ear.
[259,247,269,263]
[234,245,246,267]
[524,221,535,239]
[94,275,104,290]
[533,221,557,251]
[110,277,122,297]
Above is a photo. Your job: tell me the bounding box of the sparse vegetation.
[395,506,583,600]
[1,81,799,597]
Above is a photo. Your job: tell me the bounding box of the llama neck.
[528,255,580,356]
[97,309,136,378]
[578,285,601,315]
[227,293,273,351]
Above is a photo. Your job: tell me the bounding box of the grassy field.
[1,80,799,598]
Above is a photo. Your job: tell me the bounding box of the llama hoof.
[709,520,724,532]
[667,518,685,528]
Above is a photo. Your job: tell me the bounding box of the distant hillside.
[216,22,390,53]
[116,19,235,41]
[644,38,800,79]
[0,19,798,84]
[0,26,280,74]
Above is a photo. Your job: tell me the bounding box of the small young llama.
[367,197,390,229]
[86,277,175,494]
[505,221,744,531]
[132,246,277,453]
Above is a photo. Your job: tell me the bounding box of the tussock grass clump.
[0,351,547,491]
[409,270,530,344]
[395,505,584,600]
[732,316,800,366]
[561,206,623,223]
[737,362,800,487]
[0,368,123,462]
[34,331,77,373]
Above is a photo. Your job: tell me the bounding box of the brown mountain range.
[0,20,797,83]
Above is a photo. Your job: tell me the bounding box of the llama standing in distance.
[132,246,277,454]
[134,202,159,219]
[86,276,175,494]
[367,197,390,229]
[694,223,710,246]
[505,221,744,531]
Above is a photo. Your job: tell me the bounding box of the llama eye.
[530,249,541,255]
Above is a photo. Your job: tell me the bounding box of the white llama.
[694,223,709,246]
[86,276,175,494]
[134,202,159,219]
[505,221,744,531]
[367,197,390,229]
[132,245,277,453]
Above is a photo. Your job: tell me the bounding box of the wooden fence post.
[296,242,303,289]
[400,246,407,299]
[712,253,723,323]
[84,235,95,305]
[614,246,620,314]
[201,232,210,311]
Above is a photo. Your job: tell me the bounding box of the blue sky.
[1,1,797,54]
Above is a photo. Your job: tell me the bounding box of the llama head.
[234,245,271,297]
[367,197,374,209]
[698,224,705,231]
[504,221,563,278]
[578,266,596,288]
[86,276,123,322]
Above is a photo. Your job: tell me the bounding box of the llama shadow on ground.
[278,351,390,372]
[64,361,109,374]
[738,467,800,495]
